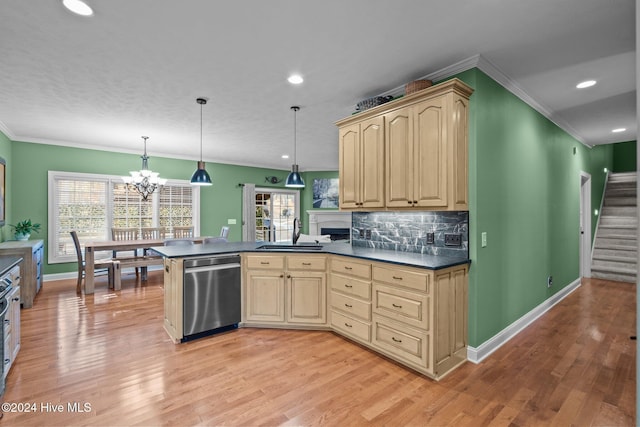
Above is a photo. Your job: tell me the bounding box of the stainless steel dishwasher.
[183,254,241,338]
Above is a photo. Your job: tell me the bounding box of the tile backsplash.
[352,211,469,257]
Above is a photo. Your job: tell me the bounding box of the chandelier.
[122,136,167,200]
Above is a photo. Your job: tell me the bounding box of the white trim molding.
[467,278,582,364]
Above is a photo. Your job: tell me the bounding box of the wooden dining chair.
[173,226,194,238]
[70,231,120,293]
[111,227,139,277]
[140,227,166,240]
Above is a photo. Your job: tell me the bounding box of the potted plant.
[10,219,41,241]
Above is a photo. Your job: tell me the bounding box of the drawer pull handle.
[392,337,402,343]
[260,261,270,265]
[344,284,353,288]
[392,303,403,309]
[392,276,403,280]
[344,303,352,308]
[344,266,353,270]
[302,262,311,266]
[344,323,352,328]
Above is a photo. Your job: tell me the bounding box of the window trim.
[48,170,200,264]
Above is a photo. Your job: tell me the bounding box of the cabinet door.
[385,107,413,207]
[413,97,447,207]
[163,258,183,342]
[434,266,467,376]
[338,124,361,209]
[287,272,326,324]
[451,95,469,209]
[9,286,20,363]
[246,271,285,322]
[360,116,385,208]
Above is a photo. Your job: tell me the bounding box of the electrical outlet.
[358,228,365,238]
[547,275,553,288]
[426,232,435,244]
[365,229,372,240]
[444,233,462,246]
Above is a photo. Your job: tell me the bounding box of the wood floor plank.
[1,275,635,426]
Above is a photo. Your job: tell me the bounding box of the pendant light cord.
[200,102,203,162]
[293,108,297,164]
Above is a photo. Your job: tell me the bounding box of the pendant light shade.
[191,97,213,186]
[285,106,305,188]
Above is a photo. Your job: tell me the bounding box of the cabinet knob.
[165,266,170,273]
[413,201,418,204]
[407,201,412,205]
[279,274,284,278]
[286,274,291,279]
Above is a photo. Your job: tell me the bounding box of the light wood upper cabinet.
[338,116,385,210]
[336,79,473,211]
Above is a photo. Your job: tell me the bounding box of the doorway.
[580,172,592,278]
[254,189,299,243]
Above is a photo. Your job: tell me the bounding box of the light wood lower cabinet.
[0,240,44,308]
[163,258,183,343]
[243,254,327,327]
[329,258,372,344]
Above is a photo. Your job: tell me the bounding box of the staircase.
[591,172,637,283]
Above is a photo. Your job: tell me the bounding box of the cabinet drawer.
[331,258,371,280]
[373,265,429,293]
[331,291,371,321]
[331,310,370,343]
[287,255,326,271]
[330,273,371,300]
[372,314,430,370]
[373,284,429,330]
[245,255,285,270]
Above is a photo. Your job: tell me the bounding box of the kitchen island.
[152,242,469,380]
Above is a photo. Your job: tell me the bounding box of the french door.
[254,189,299,243]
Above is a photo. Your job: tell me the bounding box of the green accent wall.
[612,140,637,172]
[10,140,301,275]
[453,69,614,347]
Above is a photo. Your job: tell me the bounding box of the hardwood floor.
[2,273,635,426]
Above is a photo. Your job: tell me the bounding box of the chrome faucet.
[293,217,302,244]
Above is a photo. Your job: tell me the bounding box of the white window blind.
[48,171,199,264]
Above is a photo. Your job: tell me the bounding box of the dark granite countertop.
[0,256,22,276]
[150,242,469,270]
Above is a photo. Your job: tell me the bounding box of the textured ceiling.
[0,0,636,171]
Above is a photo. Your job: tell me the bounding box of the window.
[48,171,199,264]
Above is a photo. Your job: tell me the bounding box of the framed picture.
[0,157,5,226]
[312,178,339,208]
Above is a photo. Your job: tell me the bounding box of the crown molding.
[0,120,16,140]
[379,54,587,146]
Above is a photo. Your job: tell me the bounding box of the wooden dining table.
[83,238,205,294]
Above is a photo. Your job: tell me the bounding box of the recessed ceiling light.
[612,128,626,133]
[281,154,290,159]
[576,80,596,89]
[62,0,94,16]
[287,74,304,85]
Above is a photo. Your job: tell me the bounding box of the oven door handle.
[184,263,241,274]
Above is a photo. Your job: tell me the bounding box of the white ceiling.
[0,0,636,172]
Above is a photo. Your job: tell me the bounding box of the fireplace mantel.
[306,210,351,236]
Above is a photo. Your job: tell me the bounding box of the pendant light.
[122,136,167,200]
[190,97,213,186]
[285,106,305,188]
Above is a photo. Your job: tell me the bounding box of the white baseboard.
[467,278,582,364]
[44,266,163,283]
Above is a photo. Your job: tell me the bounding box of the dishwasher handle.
[184,263,241,274]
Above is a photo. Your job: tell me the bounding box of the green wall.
[612,140,637,172]
[454,69,614,347]
[10,140,307,275]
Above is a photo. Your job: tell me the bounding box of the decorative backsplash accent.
[352,211,469,257]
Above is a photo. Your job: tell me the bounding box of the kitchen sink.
[255,244,323,251]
